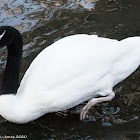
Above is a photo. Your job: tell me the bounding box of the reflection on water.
[0,0,98,32]
[0,0,140,139]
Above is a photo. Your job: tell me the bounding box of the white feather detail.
[0,34,139,123]
[0,30,6,40]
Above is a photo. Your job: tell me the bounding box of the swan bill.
[0,30,6,40]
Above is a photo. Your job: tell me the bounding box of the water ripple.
[0,0,97,32]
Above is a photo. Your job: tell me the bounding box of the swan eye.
[0,30,6,40]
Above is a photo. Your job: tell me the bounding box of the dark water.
[0,0,140,139]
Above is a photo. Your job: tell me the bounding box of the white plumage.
[0,34,140,123]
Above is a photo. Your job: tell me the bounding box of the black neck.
[0,27,23,94]
[1,55,22,94]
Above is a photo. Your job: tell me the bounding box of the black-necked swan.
[0,26,139,124]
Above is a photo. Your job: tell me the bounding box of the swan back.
[0,34,140,123]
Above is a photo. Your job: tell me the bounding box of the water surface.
[0,0,140,139]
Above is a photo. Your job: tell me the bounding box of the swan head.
[0,26,14,47]
[0,30,6,40]
[0,26,23,54]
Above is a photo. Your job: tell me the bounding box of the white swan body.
[0,34,140,123]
